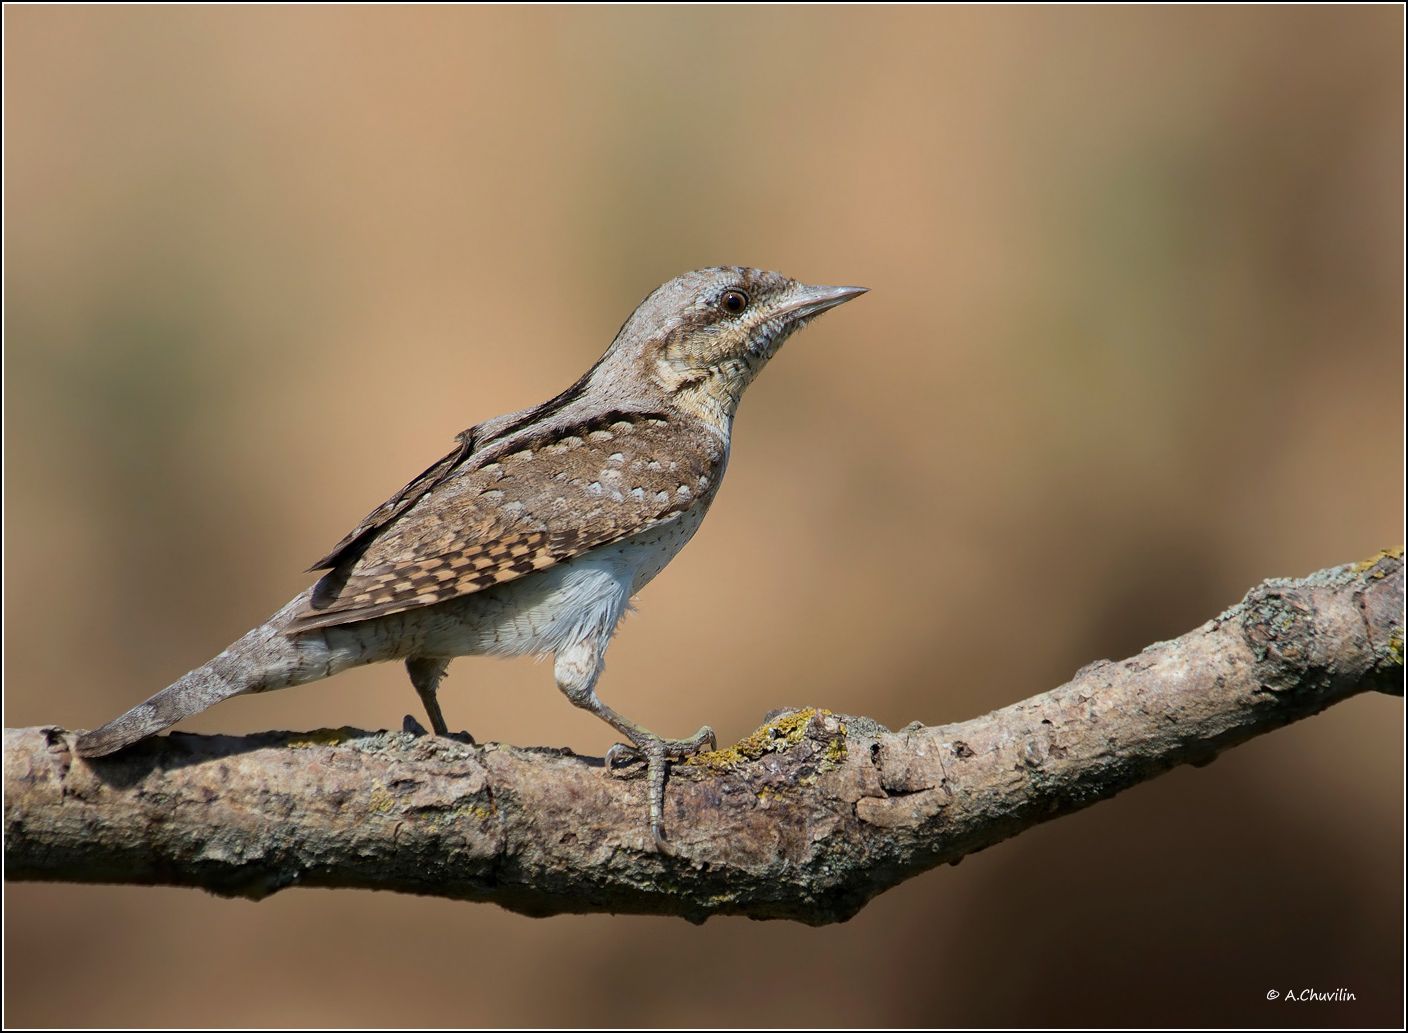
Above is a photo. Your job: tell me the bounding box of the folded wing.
[288,414,721,633]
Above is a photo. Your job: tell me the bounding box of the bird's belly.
[414,505,709,659]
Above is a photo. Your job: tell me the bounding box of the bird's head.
[598,266,867,425]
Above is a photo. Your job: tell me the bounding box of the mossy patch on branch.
[286,727,362,749]
[367,782,396,814]
[1353,547,1404,576]
[685,707,847,773]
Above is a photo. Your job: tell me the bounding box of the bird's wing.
[287,414,723,633]
[305,428,479,573]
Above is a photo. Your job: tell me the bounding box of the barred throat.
[665,316,808,431]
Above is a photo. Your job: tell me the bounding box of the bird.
[75,266,867,851]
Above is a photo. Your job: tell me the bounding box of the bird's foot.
[605,725,716,772]
[605,725,716,856]
[402,714,475,745]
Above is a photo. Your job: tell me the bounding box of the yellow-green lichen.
[686,707,846,773]
[420,802,495,829]
[1389,631,1404,668]
[820,731,848,769]
[287,727,361,749]
[462,802,495,822]
[1353,547,1404,576]
[367,783,396,814]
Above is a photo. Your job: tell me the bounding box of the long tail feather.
[75,593,372,757]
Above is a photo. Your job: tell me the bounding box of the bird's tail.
[74,659,249,757]
[75,595,361,758]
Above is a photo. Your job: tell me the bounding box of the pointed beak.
[775,283,869,322]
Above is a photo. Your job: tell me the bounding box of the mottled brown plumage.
[291,414,725,630]
[77,266,866,851]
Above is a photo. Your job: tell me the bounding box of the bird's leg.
[405,657,455,738]
[554,639,715,855]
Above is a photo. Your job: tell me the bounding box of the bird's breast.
[609,501,712,595]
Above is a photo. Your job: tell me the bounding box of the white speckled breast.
[615,501,711,595]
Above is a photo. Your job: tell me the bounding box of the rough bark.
[6,551,1403,924]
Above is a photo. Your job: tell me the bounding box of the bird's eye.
[719,289,749,315]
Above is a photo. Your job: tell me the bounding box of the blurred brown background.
[4,6,1402,1028]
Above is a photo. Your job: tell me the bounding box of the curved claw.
[605,742,644,778]
[652,826,678,856]
[602,726,718,853]
[643,741,670,852]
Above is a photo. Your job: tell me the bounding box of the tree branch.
[6,552,1402,924]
